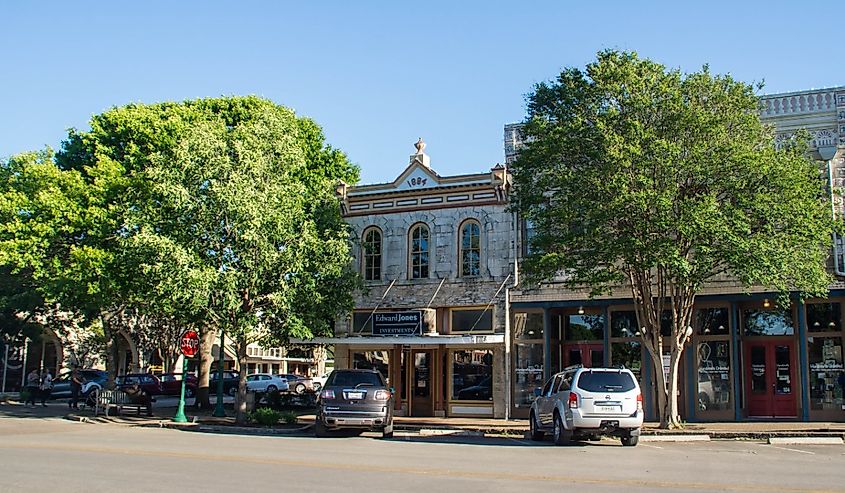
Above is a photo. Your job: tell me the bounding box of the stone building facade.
[507,86,845,422]
[318,140,516,418]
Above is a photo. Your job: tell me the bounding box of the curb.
[768,436,845,445]
[640,434,711,442]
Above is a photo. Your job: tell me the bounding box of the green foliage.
[280,410,298,424]
[250,407,283,426]
[512,50,835,300]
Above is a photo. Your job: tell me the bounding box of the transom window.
[460,220,481,277]
[362,227,382,281]
[409,223,429,279]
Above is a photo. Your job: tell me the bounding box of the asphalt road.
[0,417,843,493]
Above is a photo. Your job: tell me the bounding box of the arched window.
[460,220,481,277]
[362,227,382,281]
[409,223,430,279]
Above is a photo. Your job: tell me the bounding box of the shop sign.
[373,311,422,336]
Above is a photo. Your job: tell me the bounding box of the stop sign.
[179,330,200,358]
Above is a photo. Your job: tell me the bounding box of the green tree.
[511,50,836,428]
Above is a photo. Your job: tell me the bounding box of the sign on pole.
[179,330,200,358]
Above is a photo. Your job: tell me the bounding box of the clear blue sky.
[2,1,841,184]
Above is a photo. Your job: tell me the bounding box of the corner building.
[324,140,514,418]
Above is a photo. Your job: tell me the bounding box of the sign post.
[174,330,199,423]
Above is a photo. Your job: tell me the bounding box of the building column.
[543,308,552,381]
[686,338,696,422]
[797,299,810,421]
[731,302,742,421]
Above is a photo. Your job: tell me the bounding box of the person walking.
[39,369,53,407]
[69,367,85,410]
[24,369,39,407]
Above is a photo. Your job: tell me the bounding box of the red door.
[745,341,797,418]
[563,343,604,368]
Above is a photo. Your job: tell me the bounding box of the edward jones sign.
[373,311,422,336]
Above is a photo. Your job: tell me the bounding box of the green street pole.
[213,328,226,417]
[173,357,189,423]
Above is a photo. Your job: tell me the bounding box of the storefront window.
[513,312,544,339]
[352,351,390,381]
[513,343,544,407]
[611,341,642,382]
[744,309,794,336]
[352,312,373,334]
[452,350,493,401]
[611,311,638,338]
[565,314,604,341]
[696,341,731,412]
[695,308,730,336]
[806,303,841,333]
[452,309,492,333]
[807,337,844,411]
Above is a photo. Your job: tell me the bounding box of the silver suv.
[529,367,643,446]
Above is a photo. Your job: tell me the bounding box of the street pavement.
[1,412,844,493]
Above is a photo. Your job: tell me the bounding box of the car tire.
[621,433,639,447]
[228,387,238,397]
[553,413,572,446]
[267,385,277,393]
[185,386,196,398]
[529,411,544,441]
[294,383,306,394]
[313,382,322,392]
[315,419,331,438]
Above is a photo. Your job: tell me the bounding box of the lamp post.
[213,328,226,417]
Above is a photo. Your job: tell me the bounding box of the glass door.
[410,350,433,416]
[744,341,797,417]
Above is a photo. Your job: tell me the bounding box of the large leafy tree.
[511,50,836,428]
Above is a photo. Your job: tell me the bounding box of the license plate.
[598,406,620,413]
[345,391,364,400]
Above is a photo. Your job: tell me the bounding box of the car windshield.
[577,371,636,392]
[327,371,384,388]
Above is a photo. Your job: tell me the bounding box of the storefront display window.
[452,350,493,401]
[696,341,731,411]
[806,303,841,333]
[610,341,642,382]
[451,309,492,333]
[807,337,844,411]
[352,312,373,334]
[513,312,544,339]
[744,309,794,336]
[352,351,390,381]
[611,311,638,338]
[565,314,604,341]
[695,308,730,336]
[513,343,544,407]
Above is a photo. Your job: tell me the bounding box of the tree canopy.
[511,50,836,427]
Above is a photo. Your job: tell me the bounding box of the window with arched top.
[409,223,430,279]
[460,220,481,277]
[362,227,382,281]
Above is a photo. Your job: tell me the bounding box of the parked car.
[529,367,643,446]
[159,373,198,398]
[115,374,162,396]
[311,373,329,392]
[51,369,108,400]
[315,369,394,438]
[209,370,240,396]
[245,373,289,393]
[278,373,313,394]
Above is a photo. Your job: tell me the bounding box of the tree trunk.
[235,337,249,425]
[194,327,216,409]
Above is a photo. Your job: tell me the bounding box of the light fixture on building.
[763,298,771,308]
[704,327,711,334]
[577,306,585,315]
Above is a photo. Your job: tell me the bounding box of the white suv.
[529,367,643,446]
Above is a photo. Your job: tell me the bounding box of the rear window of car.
[576,371,636,392]
[327,371,384,387]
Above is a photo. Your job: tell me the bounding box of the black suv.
[315,369,394,438]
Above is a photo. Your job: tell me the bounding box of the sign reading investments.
[373,311,422,336]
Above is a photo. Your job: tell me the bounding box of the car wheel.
[528,411,544,441]
[294,383,306,394]
[228,387,238,397]
[185,386,195,398]
[266,385,277,393]
[553,413,572,446]
[313,382,322,392]
[621,432,639,447]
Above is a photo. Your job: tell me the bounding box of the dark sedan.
[115,374,162,395]
[159,373,198,398]
[316,369,393,438]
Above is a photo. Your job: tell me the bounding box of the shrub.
[250,407,283,426]
[280,411,298,424]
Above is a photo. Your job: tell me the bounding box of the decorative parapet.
[760,88,841,118]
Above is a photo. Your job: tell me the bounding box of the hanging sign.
[372,311,422,336]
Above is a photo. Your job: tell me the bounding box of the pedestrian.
[39,369,53,407]
[24,369,39,407]
[69,367,85,410]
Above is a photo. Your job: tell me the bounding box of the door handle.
[772,383,776,394]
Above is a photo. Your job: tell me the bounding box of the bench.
[94,389,152,417]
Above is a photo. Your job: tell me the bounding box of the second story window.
[409,223,429,279]
[362,227,382,281]
[460,220,481,277]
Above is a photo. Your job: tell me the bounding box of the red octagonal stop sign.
[179,330,200,358]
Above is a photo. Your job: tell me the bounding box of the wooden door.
[745,341,797,418]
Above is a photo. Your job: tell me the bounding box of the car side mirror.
[533,387,542,397]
